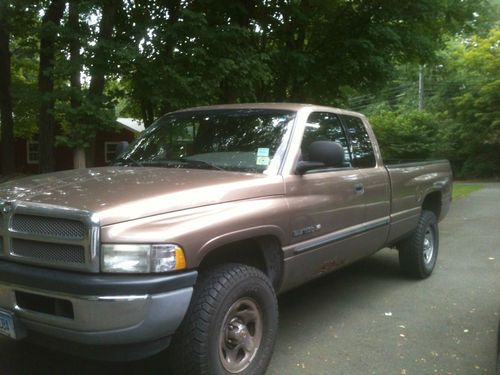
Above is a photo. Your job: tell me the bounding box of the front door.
[283,111,367,289]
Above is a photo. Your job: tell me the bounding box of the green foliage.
[55,99,118,148]
[361,21,499,178]
[7,1,43,139]
[11,59,39,139]
[1,0,497,173]
[369,108,441,160]
[117,0,488,118]
[431,27,500,177]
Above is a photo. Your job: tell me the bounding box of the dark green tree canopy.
[0,0,496,176]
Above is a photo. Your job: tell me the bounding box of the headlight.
[102,244,186,273]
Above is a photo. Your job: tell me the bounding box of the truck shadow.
[0,249,408,374]
[274,249,409,344]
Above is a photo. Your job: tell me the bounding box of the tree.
[67,0,84,167]
[1,0,493,176]
[357,21,499,177]
[55,0,122,168]
[432,28,500,177]
[0,1,15,175]
[266,0,489,103]
[38,0,65,173]
[0,1,42,175]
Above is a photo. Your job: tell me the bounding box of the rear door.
[339,114,390,252]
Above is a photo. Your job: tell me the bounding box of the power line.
[346,80,488,112]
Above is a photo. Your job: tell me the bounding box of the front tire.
[398,210,439,279]
[173,263,278,375]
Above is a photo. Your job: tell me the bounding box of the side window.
[301,112,351,167]
[27,140,39,164]
[340,115,376,168]
[105,142,120,163]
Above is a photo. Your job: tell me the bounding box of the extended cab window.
[301,112,351,169]
[340,115,376,168]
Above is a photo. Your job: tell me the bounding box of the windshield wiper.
[179,158,225,171]
[114,155,143,167]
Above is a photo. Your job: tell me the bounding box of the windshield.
[115,109,296,174]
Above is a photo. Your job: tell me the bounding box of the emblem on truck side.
[292,224,321,237]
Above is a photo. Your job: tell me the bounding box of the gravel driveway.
[0,183,498,374]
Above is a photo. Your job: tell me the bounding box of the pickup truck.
[0,103,452,374]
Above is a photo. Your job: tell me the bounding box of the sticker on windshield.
[256,156,270,166]
[257,148,270,157]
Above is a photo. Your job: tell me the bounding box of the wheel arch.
[197,234,284,291]
[422,190,442,219]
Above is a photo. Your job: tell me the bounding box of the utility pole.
[418,65,424,110]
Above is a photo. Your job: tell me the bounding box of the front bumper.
[0,260,196,349]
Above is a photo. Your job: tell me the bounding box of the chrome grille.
[0,201,99,272]
[11,239,85,264]
[11,214,85,239]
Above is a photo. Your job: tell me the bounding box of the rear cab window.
[339,115,376,168]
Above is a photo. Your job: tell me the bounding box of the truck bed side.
[385,160,452,245]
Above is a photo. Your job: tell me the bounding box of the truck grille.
[11,239,86,264]
[11,214,86,239]
[0,201,99,272]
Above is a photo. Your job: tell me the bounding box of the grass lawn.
[453,183,482,199]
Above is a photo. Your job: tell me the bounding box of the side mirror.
[115,141,129,158]
[296,141,345,175]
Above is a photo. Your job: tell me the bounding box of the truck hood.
[0,167,284,225]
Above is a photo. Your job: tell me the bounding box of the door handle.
[354,183,365,195]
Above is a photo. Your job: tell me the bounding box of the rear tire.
[398,210,439,279]
[172,263,278,375]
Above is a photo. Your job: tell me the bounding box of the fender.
[195,225,286,267]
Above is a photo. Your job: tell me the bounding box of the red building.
[4,118,144,174]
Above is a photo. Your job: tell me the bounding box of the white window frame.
[27,140,39,164]
[105,142,120,163]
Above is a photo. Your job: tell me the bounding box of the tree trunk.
[85,0,120,167]
[73,147,85,168]
[88,0,120,98]
[68,0,85,168]
[0,6,15,175]
[38,0,65,174]
[141,99,155,128]
[69,0,81,111]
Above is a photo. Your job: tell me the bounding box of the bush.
[368,109,441,161]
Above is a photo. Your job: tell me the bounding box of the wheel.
[398,210,439,279]
[172,263,278,375]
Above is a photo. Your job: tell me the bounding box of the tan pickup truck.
[0,104,451,374]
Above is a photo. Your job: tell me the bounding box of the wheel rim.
[423,227,434,264]
[219,297,263,373]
